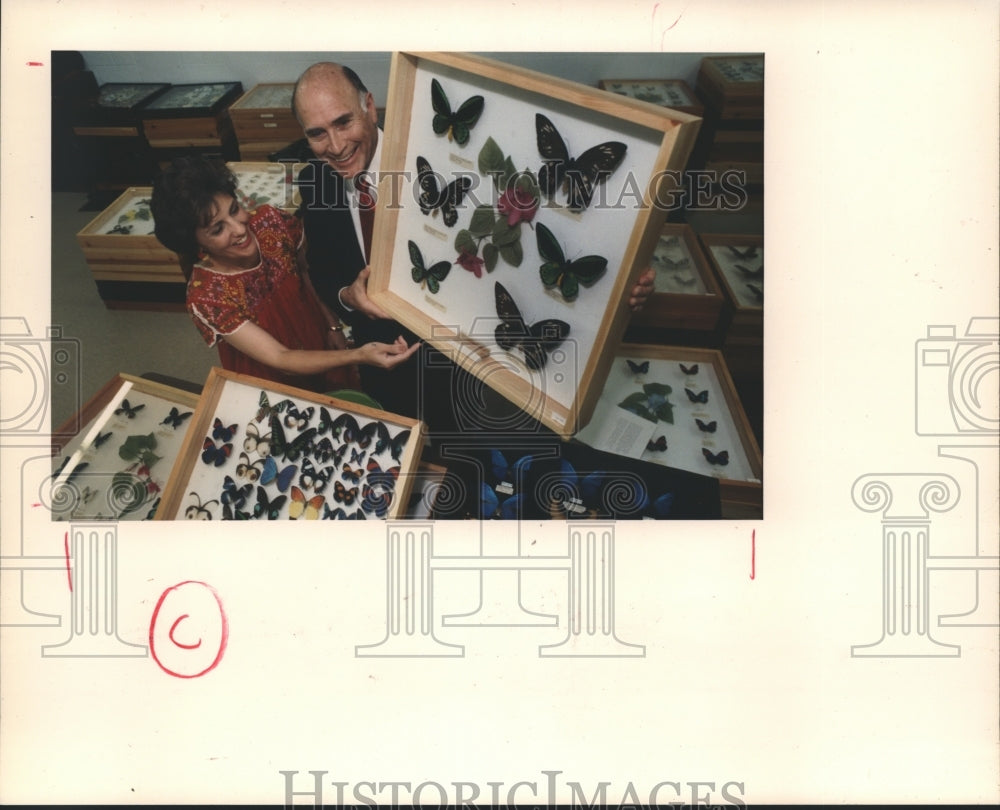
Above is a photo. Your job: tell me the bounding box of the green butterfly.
[431,78,484,146]
[409,240,451,294]
[536,221,607,301]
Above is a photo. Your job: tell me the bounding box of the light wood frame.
[367,51,702,436]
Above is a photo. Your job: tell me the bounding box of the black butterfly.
[535,113,627,212]
[253,486,287,520]
[201,438,232,467]
[221,475,252,509]
[269,415,315,462]
[746,283,764,302]
[222,503,251,520]
[679,363,699,375]
[727,245,759,261]
[627,359,650,375]
[702,448,730,466]
[212,418,238,442]
[256,391,293,424]
[416,156,470,228]
[661,256,690,270]
[283,404,314,431]
[114,399,145,419]
[494,281,570,371]
[322,503,365,520]
[312,437,347,466]
[685,388,709,404]
[409,241,451,294]
[333,480,359,506]
[160,407,193,429]
[646,435,668,452]
[93,430,113,448]
[536,222,607,301]
[300,458,333,493]
[53,456,89,483]
[695,418,718,433]
[382,428,410,462]
[430,78,484,146]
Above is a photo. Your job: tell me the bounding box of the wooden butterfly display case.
[139,81,243,153]
[573,344,762,517]
[228,83,300,161]
[695,55,765,121]
[597,79,704,118]
[49,373,200,522]
[226,161,306,214]
[73,82,171,131]
[630,223,724,332]
[368,52,702,437]
[155,369,424,521]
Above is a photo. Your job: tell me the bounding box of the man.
[292,61,653,426]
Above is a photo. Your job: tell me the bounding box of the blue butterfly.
[489,449,534,485]
[201,437,232,467]
[261,456,297,492]
[212,418,239,441]
[350,447,366,466]
[480,483,523,520]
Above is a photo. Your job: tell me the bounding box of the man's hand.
[341,266,391,320]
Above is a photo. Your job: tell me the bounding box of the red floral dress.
[187,204,360,393]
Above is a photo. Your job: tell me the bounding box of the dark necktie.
[357,176,375,260]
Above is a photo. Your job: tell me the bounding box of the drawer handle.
[263,123,277,128]
[259,113,275,119]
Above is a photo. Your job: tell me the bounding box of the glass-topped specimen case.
[630,223,724,332]
[598,78,704,118]
[574,344,762,518]
[49,374,200,521]
[229,83,301,160]
[140,81,243,151]
[140,82,244,117]
[155,369,425,521]
[367,51,703,436]
[73,82,171,130]
[227,162,307,213]
[698,232,764,324]
[695,54,764,120]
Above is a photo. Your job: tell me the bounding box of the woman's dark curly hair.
[151,156,239,259]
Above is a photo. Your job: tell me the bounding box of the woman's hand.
[357,336,421,369]
[341,267,391,320]
[629,267,656,312]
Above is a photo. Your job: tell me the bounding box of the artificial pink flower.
[497,187,538,227]
[456,249,485,278]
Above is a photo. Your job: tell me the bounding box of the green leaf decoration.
[618,384,675,424]
[118,433,159,465]
[499,241,523,268]
[483,242,499,273]
[454,229,477,255]
[492,218,520,248]
[469,206,496,237]
[478,137,505,178]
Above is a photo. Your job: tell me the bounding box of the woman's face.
[194,193,259,269]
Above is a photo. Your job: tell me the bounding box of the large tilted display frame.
[367,52,702,436]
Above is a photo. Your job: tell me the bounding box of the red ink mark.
[168,614,203,650]
[750,529,756,580]
[63,531,72,592]
[27,61,44,67]
[149,581,228,678]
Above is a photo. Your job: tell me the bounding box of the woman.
[151,157,418,395]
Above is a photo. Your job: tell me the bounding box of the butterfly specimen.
[695,418,718,433]
[253,486,287,520]
[201,438,232,467]
[726,245,759,261]
[618,382,675,424]
[261,456,297,492]
[430,78,484,145]
[409,240,452,294]
[235,452,265,482]
[256,391,293,423]
[416,155,471,228]
[360,482,394,517]
[679,363,699,375]
[366,458,400,486]
[333,481,359,506]
[243,422,272,456]
[222,503,251,520]
[626,359,650,375]
[288,486,325,520]
[736,262,763,278]
[322,504,365,520]
[661,255,690,270]
[312,437,347,466]
[185,492,218,520]
[114,399,145,419]
[212,418,238,442]
[93,430,113,448]
[535,113,628,212]
[80,486,98,504]
[341,464,364,484]
[283,405,314,431]
[494,281,570,371]
[349,447,366,466]
[160,407,193,428]
[746,283,764,302]
[299,458,333,493]
[685,388,709,404]
[536,222,607,301]
[382,428,411,462]
[221,475,252,509]
[702,448,730,466]
[268,415,316,462]
[646,435,668,452]
[671,274,697,287]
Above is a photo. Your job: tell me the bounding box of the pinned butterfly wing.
[494,281,569,371]
[626,359,650,375]
[685,388,709,404]
[409,240,452,294]
[261,456,297,492]
[535,113,627,212]
[288,486,325,520]
[536,222,607,301]
[253,486,287,520]
[221,475,252,509]
[646,435,668,452]
[94,430,113,448]
[702,448,730,466]
[726,245,759,261]
[283,404,314,430]
[430,78,484,146]
[212,418,238,442]
[416,155,470,227]
[243,422,272,456]
[269,414,315,462]
[679,363,699,375]
[201,437,232,467]
[114,398,145,418]
[695,418,718,433]
[746,283,764,302]
[235,452,265,482]
[161,407,193,428]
